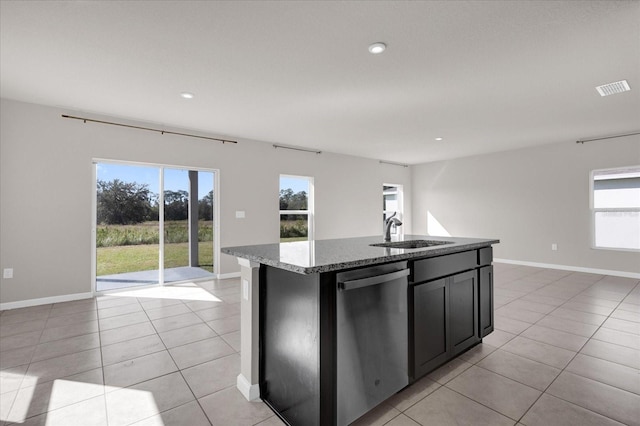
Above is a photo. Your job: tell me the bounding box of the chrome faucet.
[384,212,403,242]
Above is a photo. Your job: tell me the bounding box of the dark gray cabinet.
[413,269,480,378]
[413,277,449,378]
[450,270,479,355]
[411,248,493,381]
[479,265,494,337]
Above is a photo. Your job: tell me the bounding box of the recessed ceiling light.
[595,80,630,96]
[368,42,386,54]
[180,92,194,99]
[435,137,443,141]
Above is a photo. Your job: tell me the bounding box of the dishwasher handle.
[338,269,410,291]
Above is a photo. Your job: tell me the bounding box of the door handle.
[338,269,410,291]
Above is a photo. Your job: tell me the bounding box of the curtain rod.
[379,160,409,168]
[576,131,640,144]
[61,114,237,144]
[273,144,321,154]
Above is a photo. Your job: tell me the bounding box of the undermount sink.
[370,239,454,249]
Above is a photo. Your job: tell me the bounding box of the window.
[383,184,403,236]
[93,161,218,292]
[280,175,314,242]
[591,166,640,251]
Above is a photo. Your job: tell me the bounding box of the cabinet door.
[449,270,480,355]
[413,278,449,378]
[479,266,494,337]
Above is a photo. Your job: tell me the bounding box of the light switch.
[236,211,245,219]
[3,268,13,279]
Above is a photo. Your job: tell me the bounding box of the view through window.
[383,184,403,236]
[95,162,216,291]
[280,175,313,242]
[592,166,640,250]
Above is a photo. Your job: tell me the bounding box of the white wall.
[411,135,640,275]
[0,99,412,305]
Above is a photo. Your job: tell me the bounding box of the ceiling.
[1,1,638,165]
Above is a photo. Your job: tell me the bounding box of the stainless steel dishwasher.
[336,261,409,426]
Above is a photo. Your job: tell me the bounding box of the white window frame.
[91,159,220,294]
[590,166,640,252]
[279,174,314,241]
[383,183,404,236]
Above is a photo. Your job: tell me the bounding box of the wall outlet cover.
[3,268,13,279]
[242,279,249,300]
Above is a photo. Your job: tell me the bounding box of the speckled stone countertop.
[222,235,499,274]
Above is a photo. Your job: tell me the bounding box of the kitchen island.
[222,235,499,426]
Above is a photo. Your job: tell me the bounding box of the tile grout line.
[193,280,268,425]
[155,295,215,426]
[510,275,639,424]
[190,283,249,423]
[432,268,638,425]
[1,302,53,425]
[6,300,103,425]
[104,295,209,421]
[96,298,109,426]
[133,283,243,425]
[115,295,204,426]
[497,276,639,364]
[101,295,218,424]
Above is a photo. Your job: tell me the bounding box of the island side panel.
[319,271,337,426]
[236,258,261,401]
[260,265,322,426]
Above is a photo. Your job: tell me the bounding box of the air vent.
[596,80,631,96]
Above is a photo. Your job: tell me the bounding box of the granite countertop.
[221,234,499,274]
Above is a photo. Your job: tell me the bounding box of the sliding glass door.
[94,161,217,292]
[162,168,215,284]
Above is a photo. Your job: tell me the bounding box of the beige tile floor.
[0,263,639,425]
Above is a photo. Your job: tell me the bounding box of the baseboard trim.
[217,272,241,280]
[1,272,242,310]
[494,258,640,279]
[0,292,94,311]
[237,374,260,401]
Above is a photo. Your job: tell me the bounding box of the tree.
[97,179,155,225]
[279,189,307,210]
[198,190,214,220]
[290,190,308,210]
[164,190,189,221]
[279,188,294,210]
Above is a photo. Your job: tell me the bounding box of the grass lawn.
[97,220,309,276]
[97,220,213,247]
[97,242,214,276]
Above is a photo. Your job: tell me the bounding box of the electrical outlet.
[242,279,249,300]
[551,243,558,251]
[3,268,13,279]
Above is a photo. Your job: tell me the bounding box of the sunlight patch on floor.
[1,372,36,423]
[106,283,222,302]
[2,376,164,425]
[104,386,162,425]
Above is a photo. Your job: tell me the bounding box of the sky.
[280,176,309,193]
[96,163,310,199]
[96,163,214,199]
